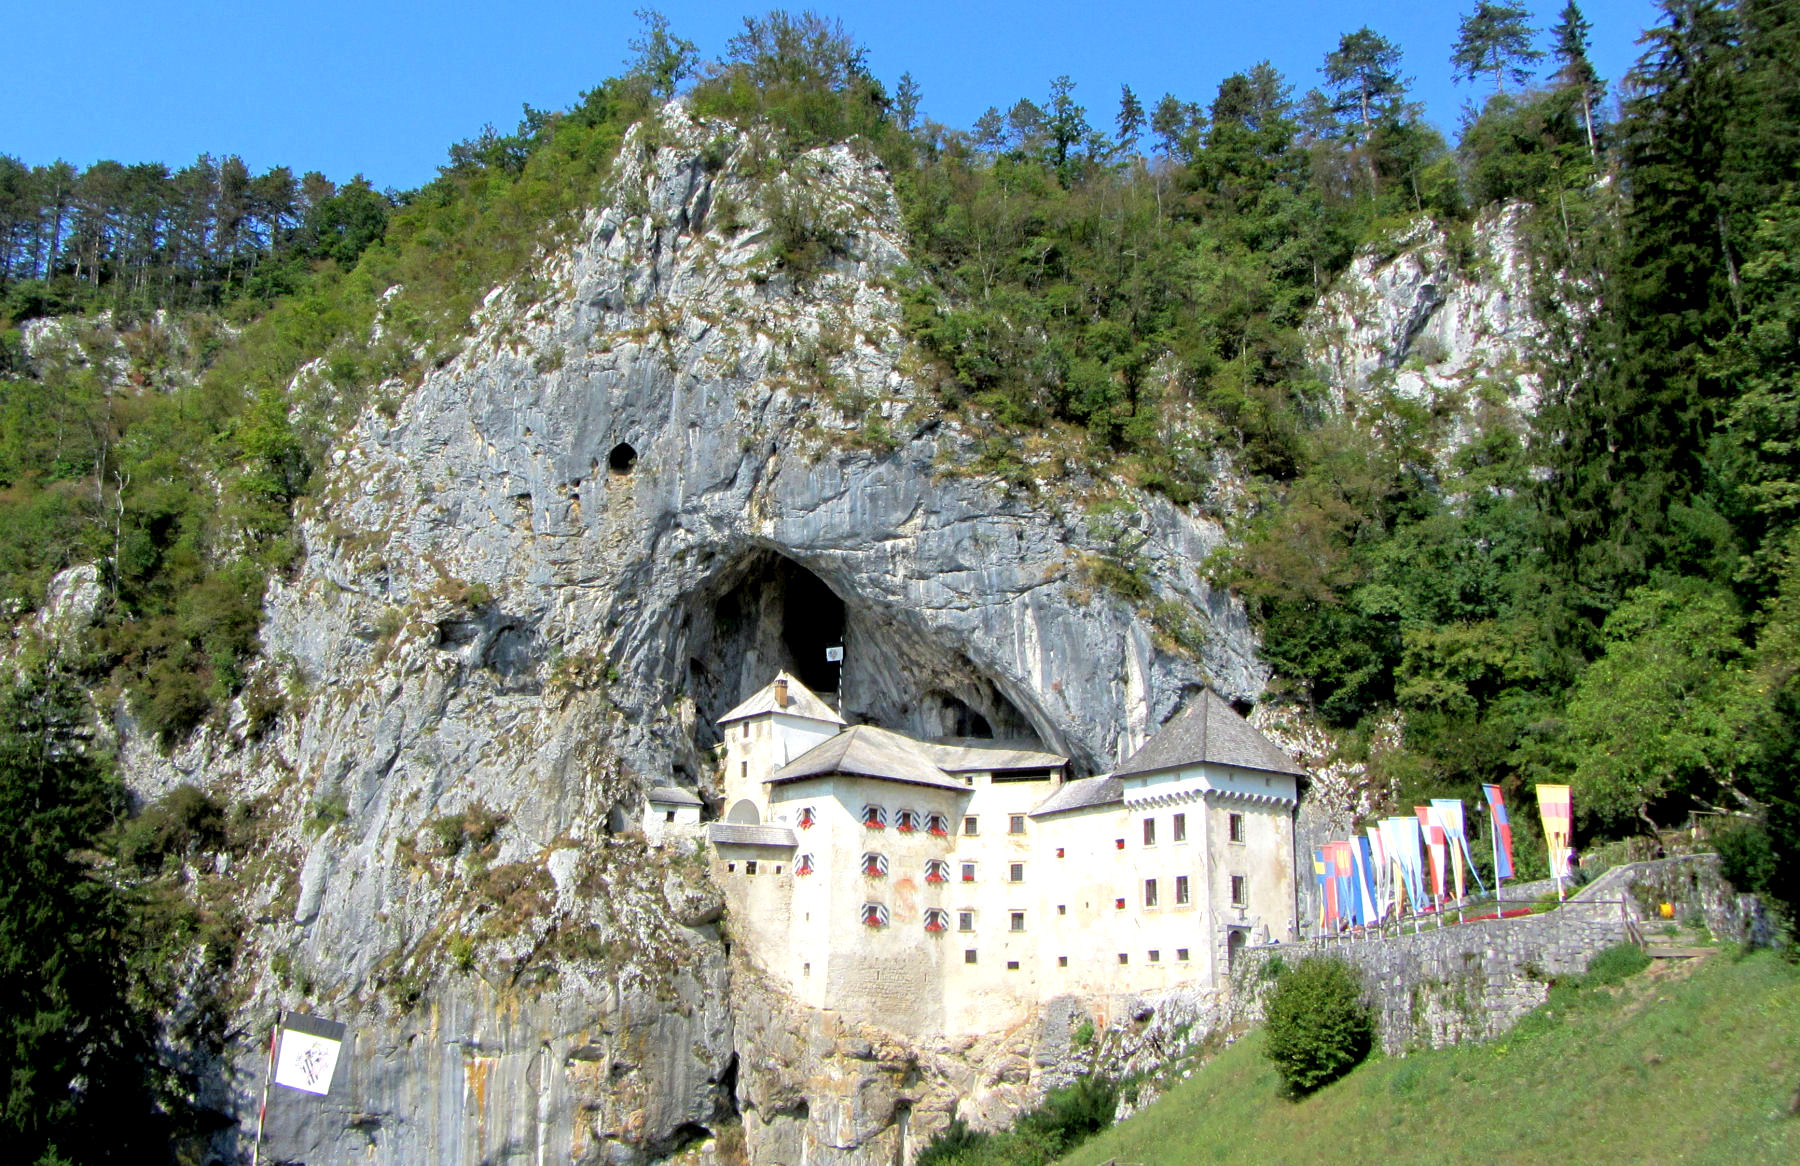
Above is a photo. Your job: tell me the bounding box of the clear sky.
[8,1,1664,191]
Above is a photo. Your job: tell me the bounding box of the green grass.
[1061,950,1800,1166]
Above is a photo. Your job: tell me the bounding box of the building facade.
[705,673,1302,1036]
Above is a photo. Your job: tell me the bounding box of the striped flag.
[1417,806,1448,905]
[1537,784,1574,880]
[1432,798,1484,897]
[1313,847,1332,930]
[1482,784,1514,881]
[1354,835,1379,927]
[1366,826,1389,918]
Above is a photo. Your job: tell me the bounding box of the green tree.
[1115,84,1146,157]
[1262,956,1374,1095]
[1551,1,1604,157]
[1322,27,1409,196]
[624,8,698,99]
[1453,2,1546,96]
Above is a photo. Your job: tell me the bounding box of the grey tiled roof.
[1030,775,1123,817]
[646,786,703,806]
[917,740,1067,773]
[1115,689,1305,779]
[770,725,966,791]
[708,823,798,847]
[718,672,846,726]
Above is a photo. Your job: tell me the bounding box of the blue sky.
[8,1,1662,190]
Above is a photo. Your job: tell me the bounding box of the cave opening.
[674,548,1050,763]
[608,442,638,474]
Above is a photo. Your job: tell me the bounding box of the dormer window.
[861,852,889,878]
[796,806,817,830]
[925,859,950,884]
[925,813,949,836]
[923,908,950,933]
[862,806,886,830]
[895,809,919,834]
[796,853,815,876]
[861,903,889,928]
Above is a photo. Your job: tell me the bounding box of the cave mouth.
[608,442,638,474]
[673,548,1045,757]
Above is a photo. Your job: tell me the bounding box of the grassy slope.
[1061,951,1800,1166]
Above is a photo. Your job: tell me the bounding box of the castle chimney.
[774,677,789,709]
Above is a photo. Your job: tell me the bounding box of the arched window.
[796,853,815,876]
[861,903,889,928]
[923,908,950,933]
[894,809,919,834]
[861,852,889,878]
[924,859,950,884]
[862,805,886,830]
[796,806,817,830]
[925,813,949,837]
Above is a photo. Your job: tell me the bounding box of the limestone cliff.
[90,105,1545,1164]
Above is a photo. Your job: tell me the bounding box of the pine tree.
[1551,1,1603,157]
[1452,2,1546,96]
[1322,28,1409,198]
[1115,84,1146,158]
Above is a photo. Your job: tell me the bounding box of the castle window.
[803,962,811,976]
[796,854,815,876]
[958,910,975,931]
[797,806,817,830]
[861,852,889,878]
[963,816,978,835]
[743,723,750,740]
[964,949,978,964]
[924,908,950,933]
[741,762,748,779]
[1144,879,1158,907]
[895,809,919,834]
[1010,911,1026,932]
[1174,813,1187,842]
[925,813,950,837]
[1118,953,1129,965]
[1231,875,1247,907]
[1058,956,1068,967]
[664,811,675,822]
[1057,904,1066,916]
[1175,875,1190,905]
[1007,960,1020,971]
[862,806,886,830]
[1114,897,1126,910]
[1008,814,1025,835]
[746,861,758,876]
[1055,847,1065,858]
[861,903,889,928]
[925,859,951,884]
[774,864,783,874]
[1143,818,1157,846]
[1228,812,1245,843]
[1176,948,1190,961]
[727,862,736,873]
[1008,863,1025,883]
[1115,839,1125,850]
[961,862,977,883]
[1149,949,1161,963]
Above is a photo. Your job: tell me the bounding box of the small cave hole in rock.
[608,442,638,475]
[1231,697,1255,719]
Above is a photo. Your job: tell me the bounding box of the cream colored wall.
[711,841,797,981]
[720,711,840,819]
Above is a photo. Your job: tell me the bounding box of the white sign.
[825,645,843,662]
[272,1015,345,1096]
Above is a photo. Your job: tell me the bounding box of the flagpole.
[253,1008,280,1166]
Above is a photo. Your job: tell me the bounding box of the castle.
[662,673,1304,1036]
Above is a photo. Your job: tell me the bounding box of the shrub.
[115,784,226,873]
[1261,956,1374,1096]
[1579,942,1651,987]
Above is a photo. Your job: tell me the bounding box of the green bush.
[114,785,226,873]
[1579,942,1652,988]
[914,1076,1116,1166]
[1261,956,1374,1096]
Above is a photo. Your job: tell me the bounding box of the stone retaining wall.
[1229,855,1762,1054]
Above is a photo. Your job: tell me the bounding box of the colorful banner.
[1354,835,1379,927]
[1431,798,1484,897]
[1537,784,1574,880]
[1416,806,1448,905]
[1313,847,1333,930]
[1388,816,1426,915]
[1328,841,1354,929]
[1482,784,1514,881]
[1366,825,1389,918]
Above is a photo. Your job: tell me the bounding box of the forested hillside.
[0,4,1796,1157]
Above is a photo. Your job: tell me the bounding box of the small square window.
[965,949,978,964]
[1009,863,1025,883]
[743,723,750,740]
[1057,904,1067,916]
[1114,897,1126,910]
[727,862,736,873]
[1115,838,1125,850]
[1010,911,1026,932]
[1009,814,1026,835]
[1173,812,1187,842]
[774,864,783,874]
[1176,948,1190,961]
[803,962,811,976]
[665,810,676,822]
[1144,878,1158,907]
[958,911,975,932]
[1228,812,1245,843]
[1006,960,1020,970]
[1149,949,1160,962]
[1231,874,1247,907]
[1118,952,1129,965]
[963,816,979,835]
[1176,875,1190,905]
[746,860,758,875]
[1143,818,1156,846]
[1056,846,1065,858]
[1058,955,1068,967]
[962,862,978,883]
